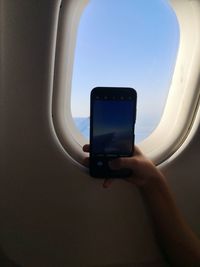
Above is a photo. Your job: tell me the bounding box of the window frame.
[52,0,200,167]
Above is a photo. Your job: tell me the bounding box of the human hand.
[82,144,164,189]
[82,144,113,188]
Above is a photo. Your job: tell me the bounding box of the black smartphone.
[89,87,137,178]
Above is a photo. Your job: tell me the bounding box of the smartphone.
[89,87,137,178]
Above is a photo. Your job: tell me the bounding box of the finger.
[133,146,143,156]
[83,144,90,153]
[109,157,138,171]
[102,178,113,188]
[125,176,137,185]
[108,159,121,170]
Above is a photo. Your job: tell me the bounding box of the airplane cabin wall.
[0,1,200,266]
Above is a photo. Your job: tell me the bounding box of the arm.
[140,172,200,267]
[109,147,200,267]
[83,145,200,267]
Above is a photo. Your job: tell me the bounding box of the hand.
[82,144,164,189]
[82,144,113,188]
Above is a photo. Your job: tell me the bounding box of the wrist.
[139,170,166,194]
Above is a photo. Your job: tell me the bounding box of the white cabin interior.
[0,0,200,266]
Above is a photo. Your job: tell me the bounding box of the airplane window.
[52,0,200,164]
[71,0,179,144]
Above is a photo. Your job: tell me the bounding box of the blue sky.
[71,0,179,141]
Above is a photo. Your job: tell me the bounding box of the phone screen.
[92,99,134,156]
[90,87,137,178]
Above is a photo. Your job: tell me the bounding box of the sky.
[70,0,179,140]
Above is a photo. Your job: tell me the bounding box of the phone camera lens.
[97,161,103,167]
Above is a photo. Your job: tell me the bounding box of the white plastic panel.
[1,0,200,266]
[140,0,200,164]
[52,0,200,167]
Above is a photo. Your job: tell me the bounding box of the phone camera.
[97,161,103,167]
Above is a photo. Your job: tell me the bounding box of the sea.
[74,117,156,144]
